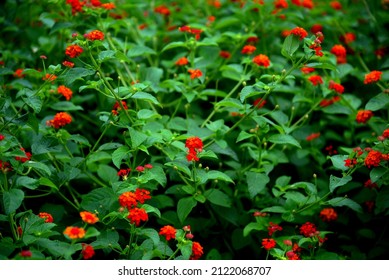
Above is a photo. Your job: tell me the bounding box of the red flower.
[364,70,382,84]
[185,136,203,152]
[330,45,346,57]
[219,50,231,59]
[81,244,95,260]
[19,250,32,258]
[57,85,73,100]
[117,168,131,179]
[144,164,153,169]
[38,212,54,223]
[66,0,85,14]
[253,98,267,108]
[319,208,338,222]
[62,60,75,68]
[308,75,323,86]
[328,81,344,94]
[299,222,317,237]
[241,45,256,55]
[154,5,171,16]
[136,166,145,172]
[364,179,378,189]
[134,188,151,204]
[80,211,99,224]
[274,0,288,9]
[325,145,338,155]
[65,45,83,58]
[159,225,177,241]
[320,96,340,107]
[0,160,12,173]
[63,226,86,239]
[15,148,32,163]
[127,207,148,226]
[84,30,105,41]
[382,129,389,139]
[301,66,315,74]
[340,32,356,44]
[262,238,276,250]
[290,27,308,40]
[190,241,203,260]
[267,222,283,236]
[246,36,259,44]
[330,1,342,10]
[188,69,203,79]
[13,68,25,78]
[43,73,57,82]
[47,112,72,129]
[344,158,357,168]
[252,54,270,68]
[311,24,323,34]
[175,57,188,66]
[119,191,138,209]
[302,0,314,9]
[306,132,320,141]
[0,134,4,141]
[112,101,128,115]
[356,110,373,124]
[286,251,300,260]
[364,150,382,168]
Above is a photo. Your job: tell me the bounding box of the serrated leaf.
[16,176,39,190]
[215,98,244,109]
[268,134,301,148]
[236,131,254,143]
[370,167,388,183]
[281,35,300,58]
[177,197,197,224]
[24,161,51,176]
[127,45,156,57]
[50,101,83,111]
[260,206,287,213]
[330,155,349,171]
[22,95,42,113]
[128,128,147,148]
[3,189,24,215]
[246,172,270,198]
[161,41,187,52]
[112,145,129,169]
[365,93,389,111]
[62,67,95,85]
[131,91,160,105]
[97,50,116,62]
[329,175,352,192]
[204,189,231,207]
[207,170,234,183]
[327,197,362,213]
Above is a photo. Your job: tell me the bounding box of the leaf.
[23,161,52,176]
[177,197,197,224]
[161,41,187,52]
[35,239,78,259]
[246,172,270,198]
[112,145,129,169]
[62,67,96,85]
[281,35,300,58]
[127,45,156,57]
[137,109,161,120]
[206,170,234,183]
[128,128,148,148]
[329,175,352,192]
[165,161,191,177]
[50,101,83,111]
[85,227,100,239]
[91,230,120,249]
[179,241,193,260]
[327,197,362,213]
[97,164,119,183]
[365,93,389,111]
[268,134,301,148]
[131,91,160,105]
[69,134,90,146]
[305,62,337,71]
[81,188,117,216]
[38,178,58,190]
[139,228,160,246]
[204,189,232,207]
[243,222,266,237]
[239,85,263,102]
[215,98,244,109]
[260,206,287,213]
[370,167,388,183]
[16,176,39,190]
[22,95,42,113]
[97,50,116,63]
[142,204,161,218]
[330,155,349,171]
[3,189,24,215]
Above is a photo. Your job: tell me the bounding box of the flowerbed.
[0,0,388,260]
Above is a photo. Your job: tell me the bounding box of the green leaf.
[16,176,39,190]
[260,206,287,213]
[35,239,78,259]
[3,189,24,214]
[305,62,337,71]
[128,128,148,148]
[330,155,349,171]
[22,95,42,113]
[161,41,187,52]
[246,172,270,198]
[165,161,191,177]
[91,230,120,249]
[50,101,83,111]
[268,134,301,148]
[24,161,52,176]
[131,91,160,105]
[62,67,96,85]
[97,50,116,63]
[179,241,193,260]
[365,93,389,111]
[177,197,197,224]
[281,35,300,58]
[81,188,117,216]
[97,164,119,183]
[204,189,232,207]
[239,85,263,102]
[329,175,352,192]
[236,131,254,143]
[206,170,234,183]
[137,109,161,120]
[142,204,161,218]
[127,45,156,57]
[69,134,90,146]
[38,178,58,190]
[215,98,244,109]
[139,228,160,246]
[327,197,362,213]
[112,145,129,169]
[370,167,388,183]
[243,222,266,237]
[85,227,100,239]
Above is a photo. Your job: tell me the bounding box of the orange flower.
[43,73,57,82]
[188,69,202,79]
[62,60,74,68]
[66,0,85,14]
[290,27,308,40]
[159,225,177,241]
[101,2,115,10]
[356,110,373,124]
[119,191,138,209]
[127,207,148,226]
[274,0,288,9]
[328,81,344,94]
[308,75,323,86]
[84,30,105,41]
[46,112,72,129]
[57,85,73,100]
[330,1,342,10]
[13,68,25,78]
[190,241,203,260]
[112,100,128,115]
[80,211,99,224]
[319,208,338,222]
[330,44,346,57]
[306,132,320,141]
[63,226,85,239]
[364,70,382,84]
[241,45,256,55]
[340,32,356,44]
[253,98,266,108]
[252,54,270,68]
[154,5,171,16]
[134,188,151,204]
[65,45,83,58]
[364,150,382,168]
[81,244,95,259]
[175,57,189,66]
[38,212,54,223]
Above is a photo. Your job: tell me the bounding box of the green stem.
[9,213,18,241]
[57,191,79,211]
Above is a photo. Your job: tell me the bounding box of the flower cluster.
[185,136,203,161]
[65,45,83,58]
[290,27,308,40]
[190,241,204,260]
[119,188,151,226]
[241,45,256,55]
[46,112,72,129]
[57,85,73,100]
[252,54,270,68]
[178,25,203,40]
[364,70,382,84]
[319,208,338,222]
[159,225,176,241]
[262,238,276,250]
[364,150,382,168]
[299,222,318,237]
[328,81,344,94]
[84,30,105,41]
[38,212,54,223]
[80,211,99,224]
[356,110,373,124]
[267,222,283,236]
[188,69,202,79]
[15,148,32,163]
[81,244,95,260]
[330,44,347,64]
[112,100,128,115]
[308,75,323,86]
[63,226,86,239]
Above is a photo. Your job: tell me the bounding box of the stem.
[57,191,79,211]
[8,213,18,241]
